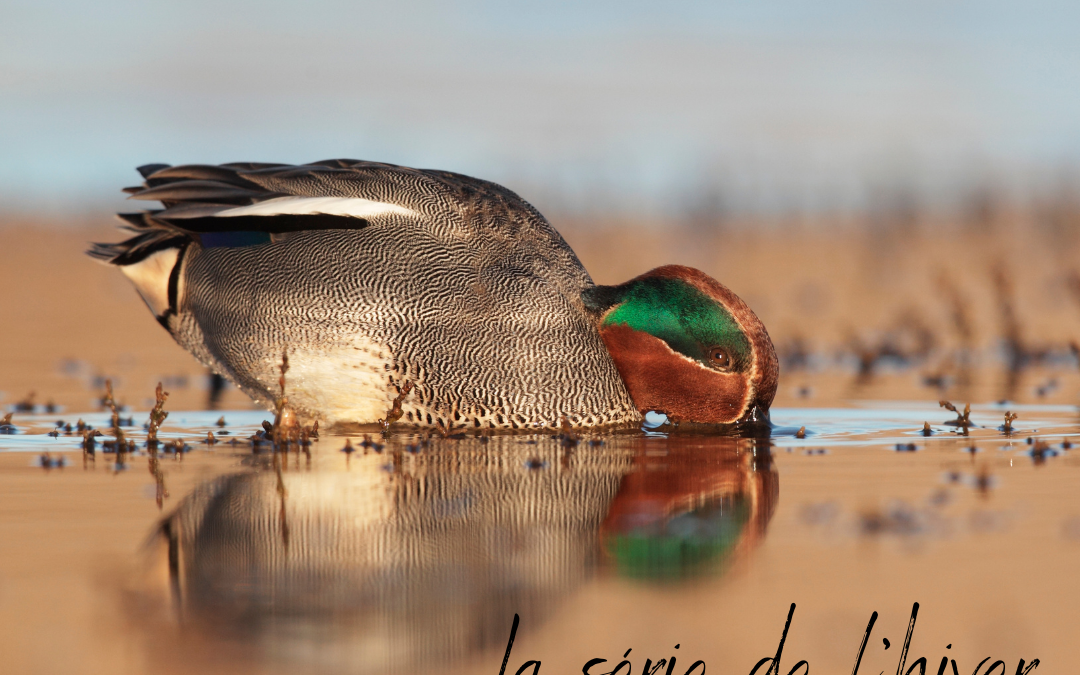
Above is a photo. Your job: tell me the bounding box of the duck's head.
[583,265,778,426]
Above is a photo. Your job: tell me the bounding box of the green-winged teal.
[91,160,778,429]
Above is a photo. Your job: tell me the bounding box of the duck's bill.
[737,403,771,426]
[644,404,773,437]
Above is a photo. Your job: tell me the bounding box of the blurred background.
[3,0,1080,411]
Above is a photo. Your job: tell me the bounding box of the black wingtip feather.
[309,159,363,169]
[87,243,121,262]
[223,162,290,172]
[144,164,263,188]
[137,163,171,179]
[88,233,189,266]
[116,212,149,228]
[128,181,270,205]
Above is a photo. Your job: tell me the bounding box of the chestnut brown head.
[583,265,778,425]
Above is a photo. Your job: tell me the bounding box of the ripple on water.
[0,399,1077,674]
[0,410,274,452]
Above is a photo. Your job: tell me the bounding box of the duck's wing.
[89,159,556,265]
[90,159,583,332]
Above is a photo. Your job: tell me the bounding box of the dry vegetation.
[3,197,1080,411]
[563,199,1080,403]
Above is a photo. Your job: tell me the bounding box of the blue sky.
[2,1,1079,215]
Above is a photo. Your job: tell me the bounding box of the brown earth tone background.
[4,208,1080,414]
[2,211,1079,675]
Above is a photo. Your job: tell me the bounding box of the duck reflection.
[149,434,777,672]
[601,437,777,580]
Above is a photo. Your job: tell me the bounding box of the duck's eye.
[708,347,732,370]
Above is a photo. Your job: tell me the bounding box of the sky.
[2,0,1080,216]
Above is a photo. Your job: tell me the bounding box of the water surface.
[0,399,1076,675]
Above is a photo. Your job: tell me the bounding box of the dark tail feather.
[137,163,171,179]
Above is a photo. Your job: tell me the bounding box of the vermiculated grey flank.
[92,160,640,429]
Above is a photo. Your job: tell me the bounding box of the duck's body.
[93,160,777,429]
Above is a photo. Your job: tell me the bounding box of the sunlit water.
[0,398,1077,675]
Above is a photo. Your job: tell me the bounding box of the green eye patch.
[594,277,752,369]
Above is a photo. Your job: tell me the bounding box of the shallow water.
[1,390,1077,675]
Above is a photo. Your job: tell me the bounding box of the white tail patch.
[216,197,416,219]
[120,247,180,317]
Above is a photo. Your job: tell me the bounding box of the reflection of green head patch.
[604,497,749,581]
[598,278,752,370]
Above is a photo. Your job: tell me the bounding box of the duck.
[90,159,778,430]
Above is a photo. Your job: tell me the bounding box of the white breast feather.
[284,338,396,424]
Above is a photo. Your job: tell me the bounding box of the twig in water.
[379,381,414,433]
[939,400,973,435]
[1002,411,1018,435]
[101,380,135,461]
[271,351,298,450]
[557,417,579,448]
[146,382,169,447]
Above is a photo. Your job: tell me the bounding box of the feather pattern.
[91,159,640,429]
